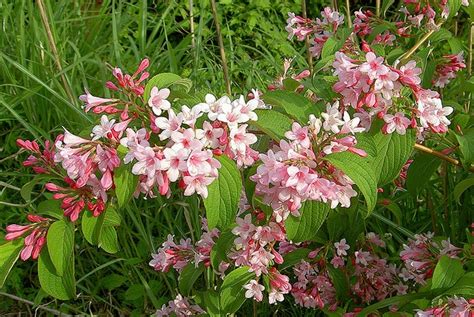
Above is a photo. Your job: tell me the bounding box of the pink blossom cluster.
[292,258,338,310]
[415,296,474,317]
[5,215,52,261]
[286,7,344,57]
[229,213,290,304]
[120,92,260,199]
[251,104,366,221]
[155,294,205,317]
[149,219,219,272]
[399,232,461,285]
[433,53,466,88]
[17,124,125,222]
[353,10,397,45]
[333,51,454,135]
[401,0,470,31]
[80,58,150,117]
[290,233,408,310]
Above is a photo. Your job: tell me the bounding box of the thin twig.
[345,0,352,28]
[36,0,75,104]
[399,22,443,63]
[302,0,313,72]
[0,181,21,191]
[414,143,474,172]
[210,0,231,95]
[0,292,67,316]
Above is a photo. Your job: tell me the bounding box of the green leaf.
[114,164,138,208]
[456,129,474,164]
[321,27,351,59]
[448,0,462,19]
[143,73,192,102]
[100,273,127,290]
[370,128,416,186]
[356,133,378,158]
[179,263,205,295]
[200,290,222,317]
[0,239,23,288]
[324,152,378,214]
[103,206,121,227]
[454,177,474,204]
[99,226,119,254]
[81,210,105,245]
[282,78,301,91]
[262,90,313,123]
[327,265,349,301]
[251,109,293,141]
[210,229,235,270]
[285,201,330,242]
[443,272,474,296]
[280,248,311,270]
[46,220,74,276]
[422,60,437,88]
[20,178,38,202]
[204,155,242,230]
[406,152,441,196]
[219,267,255,314]
[381,0,395,16]
[431,255,464,290]
[431,28,453,42]
[37,199,63,220]
[38,246,75,300]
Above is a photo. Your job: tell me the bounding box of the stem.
[0,292,67,316]
[189,0,195,50]
[210,0,231,95]
[376,0,381,17]
[345,0,352,28]
[467,22,474,113]
[36,0,75,104]
[414,143,474,172]
[399,22,443,63]
[302,0,313,72]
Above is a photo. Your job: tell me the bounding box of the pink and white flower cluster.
[433,53,466,88]
[155,294,205,317]
[5,215,52,261]
[333,51,454,135]
[121,92,259,199]
[251,104,366,221]
[230,213,290,304]
[149,219,219,272]
[399,232,461,285]
[286,7,345,58]
[416,296,474,317]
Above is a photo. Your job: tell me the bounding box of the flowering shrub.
[1,1,474,316]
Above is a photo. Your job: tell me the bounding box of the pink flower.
[382,112,411,134]
[360,52,389,80]
[244,279,265,302]
[79,89,118,112]
[229,124,257,153]
[148,87,171,116]
[334,238,350,256]
[285,123,310,148]
[183,175,214,198]
[155,109,183,140]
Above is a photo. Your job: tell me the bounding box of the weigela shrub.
[1,1,473,316]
